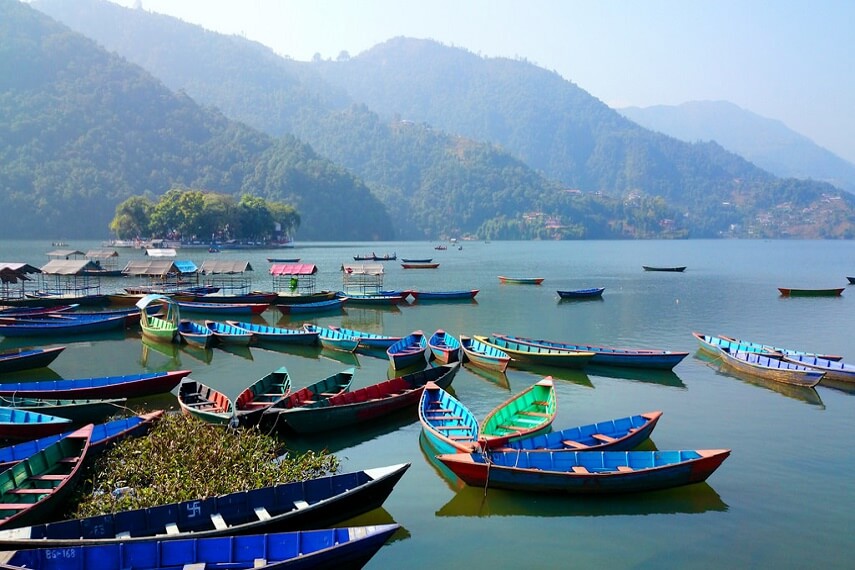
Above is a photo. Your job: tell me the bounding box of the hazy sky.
[111,0,855,164]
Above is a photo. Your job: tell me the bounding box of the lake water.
[2,239,853,568]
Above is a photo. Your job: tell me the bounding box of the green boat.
[234,366,292,427]
[177,380,235,426]
[480,377,557,448]
[474,335,595,369]
[136,294,179,343]
[778,287,844,297]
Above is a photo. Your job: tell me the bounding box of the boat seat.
[426,415,465,421]
[519,411,550,417]
[301,400,316,405]
[185,401,214,408]
[58,457,78,464]
[319,392,338,397]
[571,466,590,474]
[428,406,453,412]
[254,506,271,521]
[434,425,471,431]
[27,474,67,481]
[592,433,617,443]
[498,425,528,431]
[616,466,634,472]
[5,488,50,495]
[449,435,475,441]
[293,500,310,510]
[115,531,131,539]
[165,522,180,535]
[532,401,550,407]
[210,513,228,530]
[561,440,588,449]
[0,503,32,510]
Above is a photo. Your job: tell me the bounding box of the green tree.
[109,195,154,238]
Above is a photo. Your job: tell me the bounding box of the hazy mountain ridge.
[0,0,393,240]
[619,100,855,193]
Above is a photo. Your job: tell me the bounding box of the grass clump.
[73,413,338,517]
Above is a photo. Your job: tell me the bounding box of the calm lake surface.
[2,239,853,569]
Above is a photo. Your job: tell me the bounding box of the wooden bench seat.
[210,513,228,530]
[591,433,617,443]
[426,415,465,421]
[5,488,50,495]
[519,410,550,417]
[561,440,588,449]
[616,465,634,472]
[28,474,67,481]
[571,465,590,474]
[434,425,472,431]
[0,503,32,510]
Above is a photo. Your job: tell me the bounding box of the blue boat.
[277,298,346,315]
[205,320,253,345]
[459,335,511,372]
[303,324,359,352]
[176,301,269,315]
[386,331,427,369]
[428,329,461,364]
[692,332,841,361]
[177,319,214,349]
[1,524,399,570]
[557,287,605,299]
[780,354,855,384]
[0,346,65,374]
[0,314,127,337]
[494,333,689,370]
[419,381,480,454]
[0,370,191,399]
[438,449,731,494]
[500,411,663,452]
[336,292,405,305]
[411,289,479,301]
[225,320,319,345]
[0,407,72,440]
[0,464,410,547]
[0,411,164,470]
[328,326,402,351]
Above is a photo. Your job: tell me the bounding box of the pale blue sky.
[112,0,855,164]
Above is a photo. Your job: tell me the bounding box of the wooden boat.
[642,266,686,272]
[0,407,72,440]
[480,377,556,448]
[0,524,399,570]
[0,396,126,424]
[352,253,374,261]
[266,257,301,263]
[327,326,401,351]
[411,289,479,301]
[494,333,689,370]
[0,412,163,470]
[136,294,179,344]
[0,346,65,374]
[263,368,355,428]
[474,335,595,369]
[459,335,511,372]
[225,320,319,345]
[419,382,480,454]
[0,314,127,338]
[303,324,359,352]
[177,379,235,426]
[0,425,91,529]
[234,366,292,427]
[0,463,410,547]
[500,411,663,452]
[336,292,404,305]
[386,331,428,369]
[778,287,844,297]
[498,276,544,285]
[434,245,447,250]
[557,287,605,299]
[780,354,855,384]
[176,319,214,349]
[176,301,269,315]
[692,332,841,361]
[204,320,253,345]
[0,370,190,399]
[173,292,279,305]
[279,363,459,434]
[436,448,730,494]
[401,258,433,263]
[715,346,824,387]
[401,262,440,269]
[428,329,461,364]
[276,298,346,315]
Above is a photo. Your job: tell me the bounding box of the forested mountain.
[30,0,855,238]
[619,101,855,193]
[0,0,393,240]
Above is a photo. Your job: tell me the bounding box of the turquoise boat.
[428,329,461,364]
[225,320,319,345]
[386,331,428,369]
[419,381,480,454]
[474,335,595,369]
[328,325,402,351]
[303,324,359,352]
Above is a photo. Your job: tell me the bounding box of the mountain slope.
[0,0,392,240]
[619,100,855,193]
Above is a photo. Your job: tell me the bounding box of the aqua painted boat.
[419,382,480,454]
[0,346,65,374]
[177,379,235,426]
[494,333,688,370]
[437,449,730,494]
[0,396,126,425]
[204,320,253,345]
[500,411,662,452]
[328,326,401,351]
[1,524,399,570]
[303,324,359,352]
[480,377,557,448]
[459,335,511,372]
[0,463,410,547]
[225,320,319,345]
[234,366,292,426]
[279,363,459,434]
[428,329,461,364]
[692,332,841,361]
[474,335,595,369]
[177,319,214,349]
[0,407,72,440]
[386,331,428,369]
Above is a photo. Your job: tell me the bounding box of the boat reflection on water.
[321,347,361,368]
[462,363,511,390]
[253,342,323,362]
[587,364,686,389]
[328,507,410,545]
[420,434,727,517]
[178,342,214,365]
[284,408,418,455]
[140,336,182,369]
[695,351,825,408]
[510,362,593,388]
[127,389,179,413]
[818,378,855,396]
[215,343,254,361]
